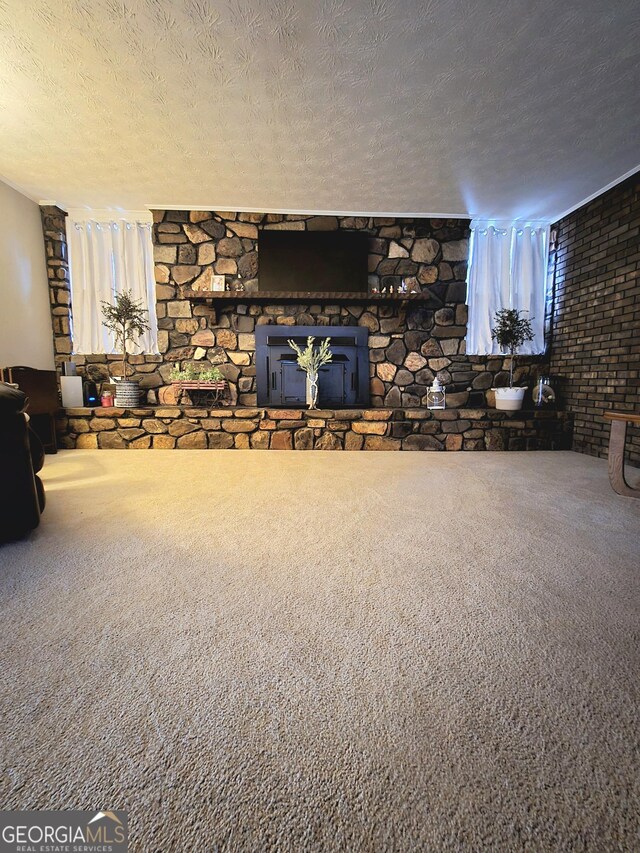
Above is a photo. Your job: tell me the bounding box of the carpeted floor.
[0,450,638,851]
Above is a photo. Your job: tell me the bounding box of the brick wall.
[550,173,640,465]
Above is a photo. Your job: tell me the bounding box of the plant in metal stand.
[169,363,226,406]
[100,290,150,407]
[287,336,332,409]
[490,309,535,411]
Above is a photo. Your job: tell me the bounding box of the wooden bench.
[604,411,640,498]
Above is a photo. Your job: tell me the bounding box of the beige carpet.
[0,450,638,851]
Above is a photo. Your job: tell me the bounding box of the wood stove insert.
[255,325,369,407]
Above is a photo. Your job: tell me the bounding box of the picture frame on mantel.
[191,273,226,293]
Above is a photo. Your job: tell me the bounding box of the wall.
[550,173,639,465]
[0,181,53,370]
[43,209,542,409]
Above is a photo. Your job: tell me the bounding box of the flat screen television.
[258,230,368,293]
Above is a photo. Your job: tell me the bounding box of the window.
[67,210,158,355]
[466,221,549,355]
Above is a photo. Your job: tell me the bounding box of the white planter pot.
[114,379,141,408]
[492,387,526,411]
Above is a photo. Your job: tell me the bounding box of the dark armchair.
[0,382,46,542]
[0,366,59,453]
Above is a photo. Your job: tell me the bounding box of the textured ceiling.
[0,0,638,220]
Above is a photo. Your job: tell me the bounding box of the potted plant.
[100,290,150,407]
[490,308,534,411]
[170,363,226,405]
[287,336,332,408]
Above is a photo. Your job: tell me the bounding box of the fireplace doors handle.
[271,371,277,390]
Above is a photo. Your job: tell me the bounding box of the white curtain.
[67,210,158,355]
[466,220,549,355]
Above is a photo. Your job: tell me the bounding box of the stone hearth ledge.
[56,407,573,451]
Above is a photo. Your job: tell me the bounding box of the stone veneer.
[41,208,545,411]
[41,206,72,354]
[56,406,572,452]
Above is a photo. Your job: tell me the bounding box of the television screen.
[258,230,368,293]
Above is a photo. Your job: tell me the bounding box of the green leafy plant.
[170,363,223,383]
[100,290,150,380]
[287,336,332,375]
[491,309,534,387]
[198,366,224,383]
[170,363,195,382]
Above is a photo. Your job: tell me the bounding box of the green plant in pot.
[169,363,226,405]
[100,290,150,407]
[490,308,534,411]
[287,336,332,409]
[169,364,224,383]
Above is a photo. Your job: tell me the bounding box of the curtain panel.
[466,220,549,355]
[67,210,159,355]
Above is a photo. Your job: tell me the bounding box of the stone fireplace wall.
[41,208,543,408]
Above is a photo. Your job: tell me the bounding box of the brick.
[550,173,639,464]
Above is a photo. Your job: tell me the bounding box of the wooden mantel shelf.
[182,289,434,304]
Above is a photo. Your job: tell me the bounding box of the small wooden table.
[604,411,640,498]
